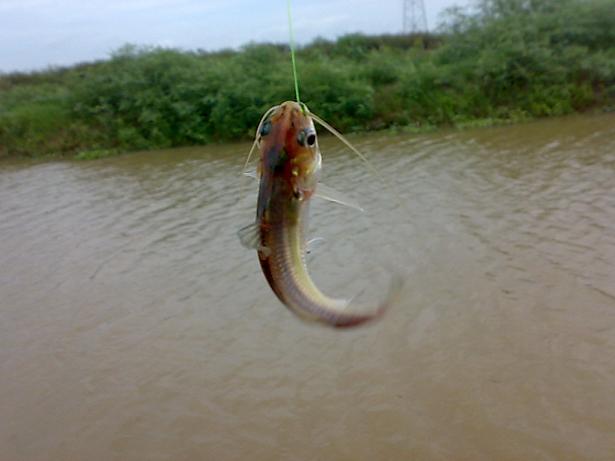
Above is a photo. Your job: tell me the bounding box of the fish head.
[258,101,321,199]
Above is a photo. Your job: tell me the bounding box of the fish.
[239,101,401,328]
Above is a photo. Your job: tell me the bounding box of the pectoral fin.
[243,170,363,212]
[237,222,261,250]
[314,183,364,212]
[243,169,258,179]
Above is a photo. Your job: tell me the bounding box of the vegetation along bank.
[1,0,614,158]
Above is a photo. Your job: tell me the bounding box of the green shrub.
[1,0,614,158]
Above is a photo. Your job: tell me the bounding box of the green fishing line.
[286,0,301,103]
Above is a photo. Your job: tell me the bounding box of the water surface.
[2,114,615,460]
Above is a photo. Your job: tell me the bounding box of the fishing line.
[286,0,301,103]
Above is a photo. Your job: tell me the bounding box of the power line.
[402,0,428,33]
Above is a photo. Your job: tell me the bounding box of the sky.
[0,0,468,73]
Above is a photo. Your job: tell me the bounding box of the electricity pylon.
[403,0,428,33]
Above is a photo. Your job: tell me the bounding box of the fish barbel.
[239,101,400,328]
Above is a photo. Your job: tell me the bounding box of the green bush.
[1,0,614,158]
[0,101,70,156]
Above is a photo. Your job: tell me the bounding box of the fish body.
[240,101,395,328]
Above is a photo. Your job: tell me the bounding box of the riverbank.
[1,0,614,159]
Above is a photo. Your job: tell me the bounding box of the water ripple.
[2,115,615,460]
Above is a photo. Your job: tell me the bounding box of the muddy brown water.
[1,114,615,460]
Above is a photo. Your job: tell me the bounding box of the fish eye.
[260,121,272,137]
[298,128,317,147]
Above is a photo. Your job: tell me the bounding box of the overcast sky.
[0,0,467,73]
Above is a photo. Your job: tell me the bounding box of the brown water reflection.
[1,114,614,460]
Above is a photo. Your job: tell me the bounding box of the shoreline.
[2,108,613,163]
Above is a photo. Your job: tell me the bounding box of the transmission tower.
[403,0,428,33]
